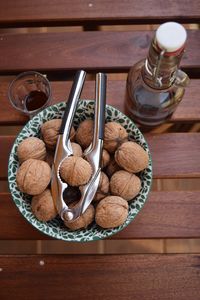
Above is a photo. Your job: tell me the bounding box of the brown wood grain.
[146,133,200,178]
[0,136,15,180]
[1,133,200,180]
[0,0,199,26]
[0,254,200,300]
[1,191,200,240]
[0,30,199,74]
[171,79,200,122]
[1,79,200,125]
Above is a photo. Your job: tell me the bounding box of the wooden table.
[0,1,200,299]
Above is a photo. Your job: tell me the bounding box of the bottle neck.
[142,38,185,90]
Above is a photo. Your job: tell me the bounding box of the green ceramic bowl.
[8,100,152,242]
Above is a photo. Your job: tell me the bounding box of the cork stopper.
[155,22,187,53]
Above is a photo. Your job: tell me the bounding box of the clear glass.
[8,71,52,119]
[125,60,185,126]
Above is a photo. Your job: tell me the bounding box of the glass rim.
[8,71,52,115]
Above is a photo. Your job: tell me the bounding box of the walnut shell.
[106,157,121,177]
[71,142,83,157]
[110,170,141,201]
[115,141,149,173]
[16,159,51,195]
[95,196,128,228]
[64,204,95,230]
[104,122,128,153]
[17,137,46,163]
[41,119,75,149]
[93,172,109,202]
[75,119,94,149]
[31,189,57,221]
[45,150,54,167]
[60,156,92,186]
[101,149,110,169]
[45,143,83,167]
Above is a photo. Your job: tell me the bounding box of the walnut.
[60,156,92,186]
[17,137,46,163]
[104,122,128,153]
[95,196,128,228]
[45,150,54,167]
[64,204,95,230]
[45,142,82,167]
[16,159,51,195]
[110,170,141,201]
[31,189,57,221]
[101,149,110,169]
[115,141,149,173]
[75,119,94,149]
[93,172,109,202]
[71,142,83,157]
[41,119,75,149]
[106,157,121,177]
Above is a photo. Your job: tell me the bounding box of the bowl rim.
[8,100,153,242]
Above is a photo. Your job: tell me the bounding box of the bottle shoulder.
[127,60,185,93]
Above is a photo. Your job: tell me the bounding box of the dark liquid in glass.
[25,91,48,111]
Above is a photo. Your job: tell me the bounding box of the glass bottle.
[126,22,190,126]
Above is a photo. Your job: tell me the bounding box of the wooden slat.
[114,191,200,239]
[0,0,199,26]
[0,136,14,180]
[0,192,49,240]
[172,80,200,122]
[0,30,199,74]
[1,79,200,125]
[1,191,200,240]
[0,254,200,300]
[146,133,200,178]
[1,133,200,180]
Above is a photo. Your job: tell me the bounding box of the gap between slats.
[1,239,200,254]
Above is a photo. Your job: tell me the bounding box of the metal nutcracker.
[51,70,107,222]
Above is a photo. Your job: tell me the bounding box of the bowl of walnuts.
[8,100,152,242]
